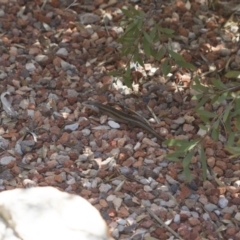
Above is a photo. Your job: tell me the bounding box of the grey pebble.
[205,203,218,212]
[218,196,228,208]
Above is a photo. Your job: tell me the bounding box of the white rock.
[218,195,228,208]
[141,200,151,207]
[191,211,199,218]
[106,195,116,202]
[202,213,210,221]
[143,185,152,192]
[116,218,126,225]
[174,214,180,223]
[173,117,185,124]
[0,137,9,149]
[35,54,48,63]
[56,48,68,56]
[108,120,120,129]
[0,156,16,165]
[99,183,112,193]
[118,225,124,232]
[25,63,36,71]
[140,178,150,185]
[234,180,240,187]
[112,228,119,238]
[197,128,207,136]
[67,89,78,97]
[60,60,76,71]
[168,41,181,52]
[19,99,30,109]
[27,109,35,118]
[0,187,113,240]
[0,72,7,80]
[64,123,79,131]
[235,212,240,221]
[112,197,122,210]
[66,178,76,185]
[0,9,5,17]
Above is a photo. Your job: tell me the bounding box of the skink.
[83,101,165,141]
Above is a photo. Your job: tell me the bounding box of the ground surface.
[0,0,240,239]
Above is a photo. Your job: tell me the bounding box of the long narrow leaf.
[167,151,185,161]
[162,59,171,76]
[200,144,207,181]
[223,104,232,123]
[168,49,185,62]
[197,109,217,118]
[154,47,165,61]
[166,139,199,152]
[175,60,196,70]
[124,20,138,34]
[211,127,219,141]
[211,78,227,90]
[225,71,240,79]
[143,31,153,44]
[191,83,209,93]
[227,132,235,146]
[216,92,228,104]
[143,38,151,58]
[195,97,209,110]
[182,151,195,182]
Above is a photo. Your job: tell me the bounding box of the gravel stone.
[0,156,16,165]
[218,195,228,208]
[205,203,218,212]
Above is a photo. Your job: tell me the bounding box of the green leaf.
[121,47,132,56]
[223,104,232,122]
[194,97,209,110]
[166,139,199,152]
[137,18,144,30]
[199,124,208,131]
[121,8,134,18]
[143,31,153,44]
[149,27,157,40]
[133,52,144,67]
[117,36,136,44]
[175,60,196,70]
[197,109,217,118]
[154,47,165,61]
[211,78,227,90]
[123,66,132,87]
[236,98,240,110]
[167,151,185,161]
[224,146,240,156]
[168,49,185,62]
[224,117,231,132]
[225,71,240,79]
[143,38,151,58]
[124,20,139,34]
[200,144,207,181]
[191,82,209,93]
[227,131,235,146]
[192,93,204,101]
[235,114,240,130]
[210,95,220,105]
[157,27,175,36]
[211,127,219,141]
[216,92,228,104]
[182,151,194,182]
[162,59,171,76]
[108,71,120,77]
